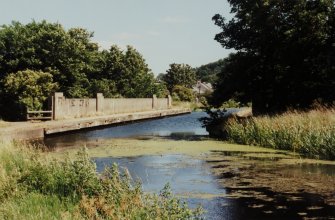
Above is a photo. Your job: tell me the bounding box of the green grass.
[225,108,335,160]
[172,100,206,111]
[0,193,77,220]
[0,142,202,219]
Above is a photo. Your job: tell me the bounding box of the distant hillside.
[194,59,226,84]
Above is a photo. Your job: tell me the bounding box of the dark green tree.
[194,59,226,84]
[0,21,167,120]
[162,63,196,93]
[102,45,163,98]
[171,85,195,102]
[211,0,335,114]
[89,79,118,98]
[0,21,99,98]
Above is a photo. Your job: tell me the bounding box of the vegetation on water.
[0,142,202,219]
[208,150,335,218]
[49,138,282,159]
[210,0,335,114]
[223,108,335,160]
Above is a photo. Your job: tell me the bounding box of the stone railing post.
[152,94,157,110]
[53,92,64,120]
[167,95,172,109]
[96,93,104,113]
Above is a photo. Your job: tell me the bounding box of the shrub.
[172,85,195,102]
[1,69,57,120]
[0,143,203,219]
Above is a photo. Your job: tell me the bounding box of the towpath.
[0,108,191,141]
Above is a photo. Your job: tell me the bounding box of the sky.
[0,0,232,75]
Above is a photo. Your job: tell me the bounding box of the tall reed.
[225,108,335,160]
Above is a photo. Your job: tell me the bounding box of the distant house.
[193,81,213,95]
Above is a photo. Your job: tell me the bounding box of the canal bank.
[45,110,335,220]
[0,108,191,141]
[2,111,335,219]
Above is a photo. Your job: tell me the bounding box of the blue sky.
[0,0,232,75]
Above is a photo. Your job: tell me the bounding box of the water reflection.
[44,112,208,148]
[95,154,223,195]
[94,154,232,219]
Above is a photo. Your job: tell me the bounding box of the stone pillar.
[96,93,104,113]
[152,94,157,110]
[53,92,64,120]
[167,95,172,109]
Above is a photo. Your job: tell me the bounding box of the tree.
[0,20,168,120]
[211,0,335,114]
[89,79,118,98]
[194,59,226,84]
[0,21,99,98]
[171,85,195,102]
[101,45,163,98]
[162,63,196,93]
[1,70,57,120]
[156,73,165,82]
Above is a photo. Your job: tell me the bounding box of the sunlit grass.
[0,120,8,127]
[0,142,202,219]
[225,108,335,160]
[172,101,199,110]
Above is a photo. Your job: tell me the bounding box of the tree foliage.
[0,21,98,98]
[162,63,196,93]
[211,0,335,114]
[0,21,166,120]
[1,70,57,120]
[171,85,195,102]
[194,59,225,84]
[97,45,162,98]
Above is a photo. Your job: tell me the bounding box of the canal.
[45,112,335,219]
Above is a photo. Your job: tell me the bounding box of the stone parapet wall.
[53,93,172,120]
[157,98,169,109]
[103,98,153,114]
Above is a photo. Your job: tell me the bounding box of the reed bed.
[0,120,8,127]
[225,108,335,160]
[0,142,202,219]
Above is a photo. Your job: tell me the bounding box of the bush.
[1,70,57,120]
[172,85,195,102]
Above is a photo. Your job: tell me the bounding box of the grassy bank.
[225,108,335,160]
[0,142,202,219]
[0,120,8,127]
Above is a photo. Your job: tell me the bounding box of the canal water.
[44,112,208,148]
[45,112,335,219]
